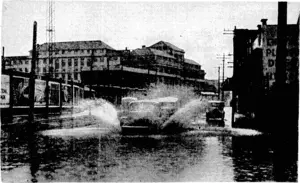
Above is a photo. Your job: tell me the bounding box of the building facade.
[231,18,299,131]
[3,40,214,103]
[3,40,119,83]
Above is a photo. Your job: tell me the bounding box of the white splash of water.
[42,99,120,137]
[90,100,119,126]
[69,98,120,127]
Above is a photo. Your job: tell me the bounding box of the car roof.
[130,100,159,104]
[122,97,138,101]
[208,100,225,103]
[129,97,179,105]
[150,96,179,103]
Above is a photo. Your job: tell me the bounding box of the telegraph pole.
[218,66,221,99]
[2,47,5,71]
[217,53,233,101]
[89,50,94,99]
[29,21,38,121]
[274,2,287,132]
[222,53,225,100]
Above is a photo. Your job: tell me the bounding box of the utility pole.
[222,53,225,100]
[28,21,38,122]
[2,47,5,71]
[216,53,233,101]
[216,66,220,99]
[275,2,287,89]
[274,2,287,134]
[89,50,94,99]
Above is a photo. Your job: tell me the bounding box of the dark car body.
[206,100,225,126]
[119,97,179,134]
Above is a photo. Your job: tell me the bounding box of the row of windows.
[11,67,30,72]
[61,73,81,81]
[40,49,105,56]
[7,60,30,65]
[157,67,181,75]
[38,57,110,66]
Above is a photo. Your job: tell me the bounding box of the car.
[119,97,179,134]
[206,100,225,126]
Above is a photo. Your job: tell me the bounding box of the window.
[87,59,91,66]
[55,62,59,69]
[25,68,28,73]
[62,50,65,54]
[62,60,66,67]
[25,60,29,65]
[68,59,72,66]
[74,59,78,66]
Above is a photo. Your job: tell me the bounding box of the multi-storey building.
[3,40,213,103]
[36,40,117,83]
[4,56,31,73]
[3,40,118,83]
[231,18,299,132]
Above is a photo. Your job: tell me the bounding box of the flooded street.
[1,120,297,182]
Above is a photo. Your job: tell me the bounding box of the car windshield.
[160,102,176,109]
[130,102,157,112]
[209,102,224,109]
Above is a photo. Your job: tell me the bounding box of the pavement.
[224,107,232,127]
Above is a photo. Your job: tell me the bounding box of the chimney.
[142,45,146,48]
[261,19,268,26]
[125,47,128,51]
[257,25,262,46]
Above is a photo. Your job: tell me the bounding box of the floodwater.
[1,101,298,182]
[1,125,297,182]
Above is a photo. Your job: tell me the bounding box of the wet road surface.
[1,118,297,182]
[1,104,298,182]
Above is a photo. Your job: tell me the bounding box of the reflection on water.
[1,126,297,182]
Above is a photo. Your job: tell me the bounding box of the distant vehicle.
[119,97,179,134]
[206,100,225,126]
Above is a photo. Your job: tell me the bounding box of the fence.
[0,70,85,115]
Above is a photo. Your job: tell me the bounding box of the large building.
[231,18,299,131]
[3,40,214,103]
[4,40,118,83]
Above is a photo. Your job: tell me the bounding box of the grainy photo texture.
[1,1,299,182]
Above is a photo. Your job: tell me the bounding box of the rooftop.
[150,41,185,52]
[149,48,176,59]
[132,47,176,59]
[185,58,200,66]
[38,40,115,51]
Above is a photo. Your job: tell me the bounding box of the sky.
[1,1,300,79]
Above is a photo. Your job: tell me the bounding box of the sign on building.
[0,75,10,107]
[262,24,299,92]
[262,25,277,91]
[35,79,46,106]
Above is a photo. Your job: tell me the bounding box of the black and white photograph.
[1,0,299,182]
